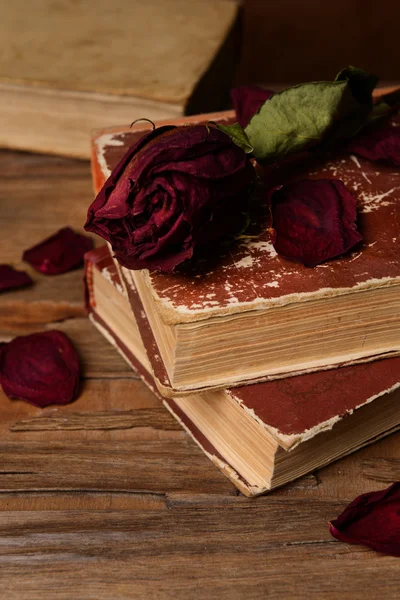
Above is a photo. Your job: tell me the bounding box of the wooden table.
[1,149,399,599]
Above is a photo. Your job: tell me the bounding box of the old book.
[84,245,400,497]
[91,98,400,396]
[0,0,240,158]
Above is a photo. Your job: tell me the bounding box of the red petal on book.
[329,483,400,556]
[0,331,80,407]
[0,264,33,293]
[23,227,93,275]
[230,86,274,128]
[347,121,400,166]
[269,179,362,267]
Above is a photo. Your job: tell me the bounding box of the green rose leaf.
[214,122,254,154]
[244,67,378,163]
[332,66,378,139]
[335,66,378,107]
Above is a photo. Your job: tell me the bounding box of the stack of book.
[84,109,400,497]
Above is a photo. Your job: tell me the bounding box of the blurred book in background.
[0,0,240,158]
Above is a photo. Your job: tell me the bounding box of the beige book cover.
[0,0,240,157]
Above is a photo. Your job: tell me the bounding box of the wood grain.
[0,504,399,600]
[10,407,181,433]
[1,148,400,598]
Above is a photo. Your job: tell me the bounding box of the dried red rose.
[23,227,93,275]
[0,264,33,293]
[346,120,400,166]
[0,330,80,407]
[85,125,256,272]
[230,85,274,128]
[269,179,362,267]
[329,483,400,556]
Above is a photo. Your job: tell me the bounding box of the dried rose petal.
[230,86,274,128]
[0,264,33,293]
[0,330,80,407]
[23,227,93,275]
[347,120,400,166]
[269,179,362,267]
[329,483,400,556]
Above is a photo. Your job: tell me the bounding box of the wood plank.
[2,560,398,600]
[0,505,399,600]
[360,457,400,483]
[0,492,167,511]
[0,299,84,335]
[0,439,234,494]
[0,378,177,440]
[9,407,180,433]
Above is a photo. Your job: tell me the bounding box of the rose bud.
[85,125,256,273]
[0,330,80,407]
[269,179,363,267]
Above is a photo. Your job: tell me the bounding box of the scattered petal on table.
[330,483,400,556]
[23,227,93,275]
[0,264,33,293]
[0,330,81,407]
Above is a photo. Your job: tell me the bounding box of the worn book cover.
[85,246,400,496]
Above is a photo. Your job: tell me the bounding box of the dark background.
[236,0,400,85]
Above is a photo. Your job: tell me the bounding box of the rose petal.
[347,120,400,166]
[0,330,80,407]
[230,86,274,128]
[86,126,176,226]
[0,265,33,293]
[329,483,400,556]
[269,179,363,267]
[23,227,93,275]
